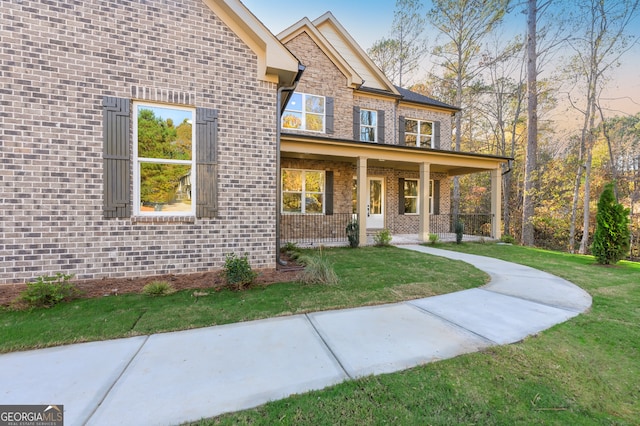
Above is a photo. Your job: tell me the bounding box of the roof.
[395,86,460,112]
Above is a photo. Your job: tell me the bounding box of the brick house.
[1,0,507,285]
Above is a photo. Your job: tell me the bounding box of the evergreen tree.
[591,182,630,264]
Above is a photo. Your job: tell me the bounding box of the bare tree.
[427,0,510,217]
[565,0,640,253]
[368,0,427,87]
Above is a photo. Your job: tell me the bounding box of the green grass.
[194,243,640,425]
[0,246,486,353]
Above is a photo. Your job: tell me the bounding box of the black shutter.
[325,171,333,215]
[325,97,334,134]
[398,116,406,146]
[103,96,131,218]
[353,106,360,141]
[377,109,385,143]
[398,178,405,215]
[433,180,440,215]
[196,107,218,218]
[433,121,441,149]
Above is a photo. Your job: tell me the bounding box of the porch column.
[419,162,431,242]
[357,156,368,245]
[491,167,502,239]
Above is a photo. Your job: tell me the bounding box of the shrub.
[298,249,338,285]
[224,253,257,290]
[455,220,464,244]
[17,273,80,308]
[345,220,359,248]
[591,182,630,265]
[281,241,299,254]
[142,281,176,296]
[500,234,516,244]
[428,233,439,245]
[374,229,392,246]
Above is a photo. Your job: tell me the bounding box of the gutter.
[276,63,306,267]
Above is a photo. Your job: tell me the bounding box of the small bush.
[281,241,299,253]
[17,273,80,308]
[224,253,258,290]
[298,250,338,285]
[455,220,464,244]
[500,234,516,244]
[142,281,176,296]
[374,229,392,246]
[345,220,359,248]
[428,233,439,245]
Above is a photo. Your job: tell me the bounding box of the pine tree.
[591,182,630,264]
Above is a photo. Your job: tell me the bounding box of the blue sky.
[241,0,640,122]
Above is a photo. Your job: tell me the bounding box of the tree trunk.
[522,0,537,246]
[579,149,593,253]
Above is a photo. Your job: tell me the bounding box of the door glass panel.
[369,180,382,214]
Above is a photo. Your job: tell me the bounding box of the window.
[133,102,195,215]
[282,169,325,214]
[401,179,434,214]
[404,119,433,148]
[282,92,325,132]
[360,109,377,142]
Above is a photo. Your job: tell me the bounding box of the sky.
[241,0,640,131]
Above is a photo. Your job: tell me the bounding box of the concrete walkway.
[0,246,592,426]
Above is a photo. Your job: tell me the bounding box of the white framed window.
[404,119,434,148]
[402,179,434,214]
[282,169,325,214]
[133,102,195,216]
[282,92,325,132]
[360,109,377,142]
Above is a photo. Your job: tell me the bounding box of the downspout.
[276,64,305,267]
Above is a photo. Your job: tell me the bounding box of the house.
[1,0,507,285]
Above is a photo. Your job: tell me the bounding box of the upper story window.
[404,119,434,148]
[133,102,195,215]
[360,109,377,142]
[282,92,325,132]
[282,169,325,214]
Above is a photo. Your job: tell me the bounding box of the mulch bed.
[0,266,302,307]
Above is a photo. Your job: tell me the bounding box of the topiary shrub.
[345,219,359,248]
[374,229,392,246]
[455,220,464,244]
[16,273,80,308]
[224,253,258,290]
[591,182,630,265]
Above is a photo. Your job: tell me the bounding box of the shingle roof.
[394,85,460,111]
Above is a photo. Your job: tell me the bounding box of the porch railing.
[280,213,356,245]
[430,214,494,239]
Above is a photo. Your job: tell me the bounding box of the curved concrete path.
[0,246,591,426]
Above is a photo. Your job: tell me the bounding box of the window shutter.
[353,106,360,140]
[102,96,131,218]
[398,178,405,215]
[377,109,385,143]
[433,121,441,149]
[398,116,405,146]
[325,97,334,134]
[325,170,333,215]
[433,180,440,215]
[196,107,218,218]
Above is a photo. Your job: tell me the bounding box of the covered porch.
[280,134,509,247]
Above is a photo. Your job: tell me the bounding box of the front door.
[367,177,384,229]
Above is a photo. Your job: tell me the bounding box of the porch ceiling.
[281,134,510,176]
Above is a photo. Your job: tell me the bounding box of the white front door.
[367,177,384,229]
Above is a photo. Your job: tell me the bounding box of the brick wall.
[1,0,278,284]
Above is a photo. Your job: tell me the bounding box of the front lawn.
[200,243,640,425]
[0,246,487,353]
